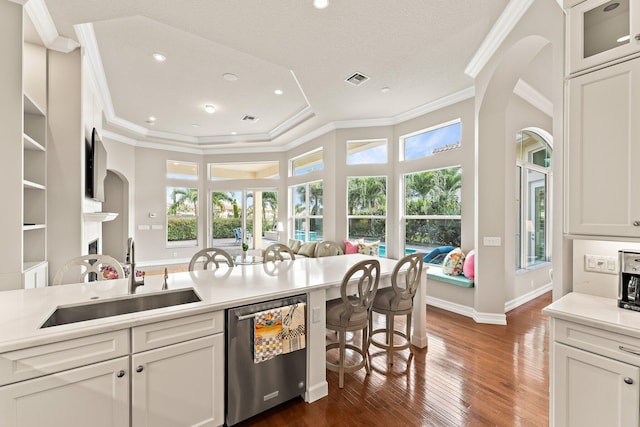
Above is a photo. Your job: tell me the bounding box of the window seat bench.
[426,265,474,288]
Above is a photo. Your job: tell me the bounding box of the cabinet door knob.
[625,377,634,385]
[633,221,640,227]
[136,365,144,373]
[116,370,125,378]
[635,34,640,41]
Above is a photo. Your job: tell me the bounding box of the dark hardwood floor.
[235,292,551,427]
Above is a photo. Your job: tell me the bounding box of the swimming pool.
[378,244,417,258]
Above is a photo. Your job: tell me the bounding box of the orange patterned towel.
[254,308,282,363]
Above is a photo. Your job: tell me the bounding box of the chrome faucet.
[126,237,145,294]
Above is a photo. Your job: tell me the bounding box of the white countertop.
[543,292,640,339]
[0,254,398,353]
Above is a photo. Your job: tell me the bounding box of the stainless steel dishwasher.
[225,294,307,426]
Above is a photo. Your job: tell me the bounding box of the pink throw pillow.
[463,250,475,280]
[344,240,358,254]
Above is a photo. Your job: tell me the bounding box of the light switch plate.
[483,237,501,246]
[584,254,618,275]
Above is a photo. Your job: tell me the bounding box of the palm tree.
[168,187,198,216]
[211,192,233,215]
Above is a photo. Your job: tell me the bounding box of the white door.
[132,334,224,427]
[554,343,640,427]
[0,356,129,427]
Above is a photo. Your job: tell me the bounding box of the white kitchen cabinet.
[547,313,640,427]
[553,342,640,426]
[131,311,225,427]
[0,311,225,427]
[132,334,224,427]
[567,0,640,74]
[0,356,129,427]
[566,57,640,236]
[22,261,47,289]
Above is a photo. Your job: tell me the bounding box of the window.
[347,139,387,164]
[166,186,198,247]
[208,161,279,180]
[516,130,552,269]
[401,119,461,161]
[403,167,462,255]
[291,181,323,242]
[347,176,386,252]
[210,189,278,250]
[166,160,198,180]
[290,149,323,176]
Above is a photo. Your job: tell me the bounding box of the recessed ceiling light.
[617,34,631,42]
[313,0,329,9]
[381,87,391,93]
[223,73,238,82]
[274,89,283,95]
[146,116,156,124]
[152,53,166,62]
[204,104,216,114]
[231,131,237,135]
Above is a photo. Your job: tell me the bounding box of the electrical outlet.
[584,254,618,275]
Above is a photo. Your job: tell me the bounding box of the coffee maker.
[619,250,640,311]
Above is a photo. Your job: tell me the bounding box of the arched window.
[516,129,552,269]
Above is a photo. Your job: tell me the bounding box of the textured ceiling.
[43,0,511,149]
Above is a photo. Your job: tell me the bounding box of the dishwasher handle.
[236,313,257,321]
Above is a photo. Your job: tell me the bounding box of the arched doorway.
[102,170,129,261]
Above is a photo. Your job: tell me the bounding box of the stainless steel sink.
[40,288,201,328]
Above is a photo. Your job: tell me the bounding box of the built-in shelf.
[84,212,119,222]
[23,224,45,231]
[23,93,44,117]
[23,134,45,151]
[23,260,47,271]
[23,179,45,190]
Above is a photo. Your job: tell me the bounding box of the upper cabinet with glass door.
[567,0,640,74]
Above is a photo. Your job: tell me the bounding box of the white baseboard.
[426,296,506,325]
[426,296,475,319]
[505,283,552,312]
[305,381,328,403]
[473,311,507,325]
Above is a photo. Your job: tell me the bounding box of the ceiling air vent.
[241,115,259,122]
[345,72,370,86]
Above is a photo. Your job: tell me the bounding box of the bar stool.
[263,243,296,261]
[52,254,125,285]
[188,247,234,270]
[326,258,380,388]
[369,253,423,366]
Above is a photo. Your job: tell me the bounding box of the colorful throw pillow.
[463,250,475,280]
[442,248,465,276]
[298,242,317,257]
[344,240,358,254]
[357,240,380,256]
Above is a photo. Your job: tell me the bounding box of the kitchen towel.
[280,303,306,354]
[254,308,283,363]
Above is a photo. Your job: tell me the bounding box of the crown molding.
[283,86,475,151]
[24,0,79,53]
[465,0,535,78]
[514,79,553,117]
[75,23,115,119]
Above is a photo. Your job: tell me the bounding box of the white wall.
[473,0,563,322]
[572,240,640,299]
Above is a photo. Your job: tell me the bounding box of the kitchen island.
[0,254,427,426]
